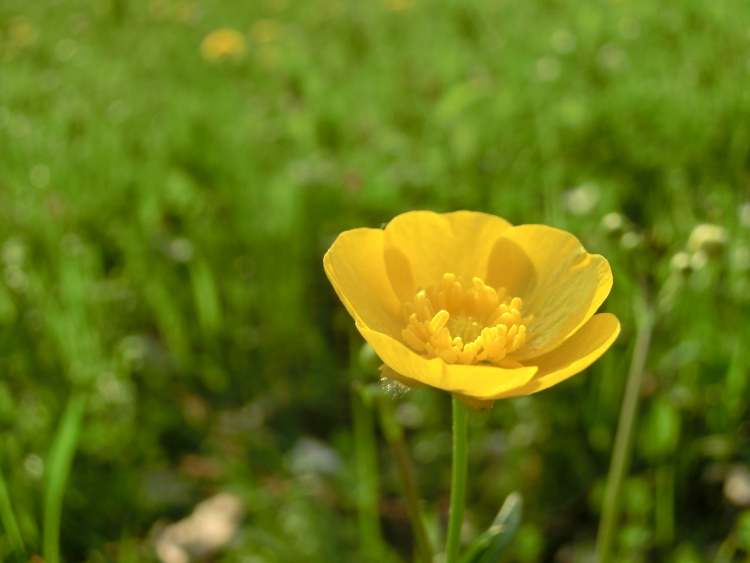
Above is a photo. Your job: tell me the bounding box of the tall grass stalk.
[351,386,385,560]
[0,459,25,556]
[377,396,433,563]
[596,298,655,563]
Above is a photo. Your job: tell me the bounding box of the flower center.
[401,273,531,365]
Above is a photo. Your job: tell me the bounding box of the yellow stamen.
[401,273,531,365]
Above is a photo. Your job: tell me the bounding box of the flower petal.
[487,225,613,360]
[498,313,620,398]
[384,210,513,301]
[323,228,402,338]
[357,323,538,399]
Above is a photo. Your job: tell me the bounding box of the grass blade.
[0,458,25,556]
[43,392,87,563]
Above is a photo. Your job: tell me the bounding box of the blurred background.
[1,0,750,561]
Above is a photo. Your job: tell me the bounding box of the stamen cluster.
[401,273,531,365]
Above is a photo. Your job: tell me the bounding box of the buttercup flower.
[324,211,619,404]
[200,28,246,62]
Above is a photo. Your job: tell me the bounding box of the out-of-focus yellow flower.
[250,19,281,44]
[8,17,37,50]
[174,3,197,23]
[200,28,246,62]
[324,211,619,404]
[149,0,196,23]
[384,0,414,12]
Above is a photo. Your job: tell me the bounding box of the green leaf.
[460,492,523,563]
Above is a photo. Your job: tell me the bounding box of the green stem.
[596,302,654,563]
[0,454,25,556]
[445,395,469,563]
[44,392,87,563]
[377,397,433,563]
[352,384,384,560]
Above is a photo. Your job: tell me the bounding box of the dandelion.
[200,28,246,62]
[324,210,619,404]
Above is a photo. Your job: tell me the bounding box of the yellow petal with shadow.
[384,210,512,302]
[358,323,538,399]
[487,225,613,361]
[498,313,620,398]
[323,228,402,338]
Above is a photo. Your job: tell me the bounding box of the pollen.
[401,273,532,365]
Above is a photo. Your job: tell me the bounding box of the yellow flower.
[250,19,281,44]
[6,17,37,53]
[383,0,415,11]
[324,211,620,404]
[200,28,246,62]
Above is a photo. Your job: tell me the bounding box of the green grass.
[1,0,750,560]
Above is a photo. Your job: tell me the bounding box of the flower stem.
[445,395,469,563]
[377,397,433,563]
[596,301,654,563]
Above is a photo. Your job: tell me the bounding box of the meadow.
[1,0,750,561]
